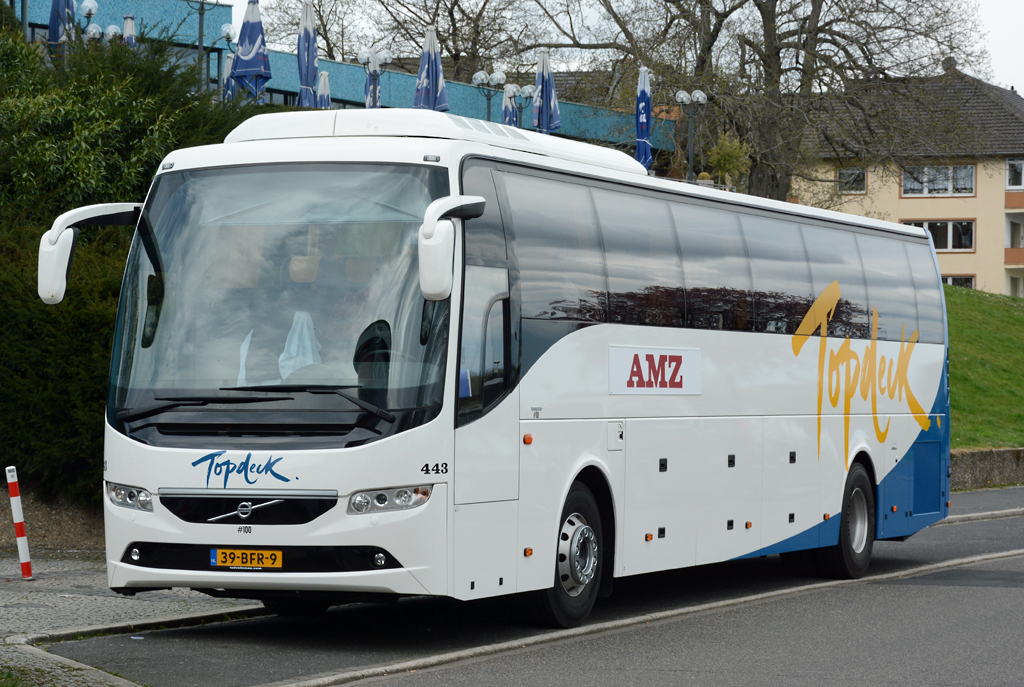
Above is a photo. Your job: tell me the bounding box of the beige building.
[799,70,1024,296]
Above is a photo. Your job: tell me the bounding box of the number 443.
[421,463,448,475]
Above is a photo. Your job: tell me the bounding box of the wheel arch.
[573,465,616,596]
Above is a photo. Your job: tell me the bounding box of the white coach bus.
[38,110,949,627]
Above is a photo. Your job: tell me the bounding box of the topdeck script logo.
[608,346,702,395]
[192,451,294,489]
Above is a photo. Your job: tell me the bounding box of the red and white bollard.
[6,466,34,580]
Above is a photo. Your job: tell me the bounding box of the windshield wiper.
[117,395,293,424]
[222,385,396,423]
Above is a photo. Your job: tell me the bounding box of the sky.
[227,0,1024,92]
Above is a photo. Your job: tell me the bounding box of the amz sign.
[608,346,701,395]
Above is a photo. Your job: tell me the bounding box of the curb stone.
[4,604,268,646]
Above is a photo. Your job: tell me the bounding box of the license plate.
[210,549,283,569]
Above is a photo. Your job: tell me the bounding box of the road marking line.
[262,548,1024,687]
[13,644,138,687]
[935,508,1024,525]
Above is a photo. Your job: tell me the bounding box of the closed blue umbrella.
[502,85,518,127]
[316,71,331,109]
[122,14,137,48]
[47,0,74,49]
[413,25,449,111]
[223,53,238,100]
[230,0,272,104]
[297,0,318,108]
[635,66,653,169]
[532,48,561,135]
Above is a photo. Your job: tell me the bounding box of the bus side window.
[857,235,919,342]
[905,243,944,344]
[671,203,752,331]
[740,215,814,335]
[458,265,510,426]
[461,161,508,263]
[802,224,870,340]
[501,172,607,322]
[594,189,684,328]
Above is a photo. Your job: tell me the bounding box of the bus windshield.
[108,162,451,447]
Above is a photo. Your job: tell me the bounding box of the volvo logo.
[206,498,285,523]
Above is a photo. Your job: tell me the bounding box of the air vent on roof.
[482,121,509,137]
[449,115,474,131]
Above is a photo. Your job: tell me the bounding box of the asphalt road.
[48,488,1024,687]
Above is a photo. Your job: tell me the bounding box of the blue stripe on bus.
[735,352,950,560]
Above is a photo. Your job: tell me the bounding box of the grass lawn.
[946,284,1024,449]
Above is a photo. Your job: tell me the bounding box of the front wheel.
[817,462,875,579]
[531,481,603,628]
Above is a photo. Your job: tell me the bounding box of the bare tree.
[366,0,545,82]
[524,0,989,200]
[262,0,366,61]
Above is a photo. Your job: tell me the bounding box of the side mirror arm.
[38,203,143,305]
[419,196,486,240]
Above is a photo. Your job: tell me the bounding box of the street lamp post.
[80,0,100,40]
[358,49,393,108]
[501,84,535,128]
[674,89,707,183]
[219,23,236,89]
[472,70,506,121]
[515,84,535,128]
[183,0,215,87]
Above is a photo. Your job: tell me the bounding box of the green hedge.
[0,22,288,505]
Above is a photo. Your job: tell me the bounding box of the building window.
[901,165,975,196]
[1008,159,1024,189]
[903,220,974,252]
[1011,276,1021,298]
[837,167,866,194]
[942,275,974,289]
[1011,221,1023,248]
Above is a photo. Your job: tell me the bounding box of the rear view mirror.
[37,203,141,305]
[418,195,486,301]
[38,227,79,305]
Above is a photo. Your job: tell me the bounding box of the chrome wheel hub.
[557,512,598,597]
[850,486,869,554]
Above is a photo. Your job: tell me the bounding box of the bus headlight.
[107,482,153,512]
[348,485,431,514]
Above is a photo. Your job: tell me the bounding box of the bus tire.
[817,462,875,579]
[260,595,331,617]
[532,481,603,628]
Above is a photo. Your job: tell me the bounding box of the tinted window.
[906,243,945,344]
[594,189,684,327]
[461,162,507,262]
[857,235,918,341]
[672,204,752,331]
[741,215,813,335]
[503,173,606,322]
[458,266,509,425]
[801,224,870,339]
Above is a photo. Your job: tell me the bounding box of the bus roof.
[224,109,647,176]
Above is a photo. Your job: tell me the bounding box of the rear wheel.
[532,482,603,628]
[817,462,875,579]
